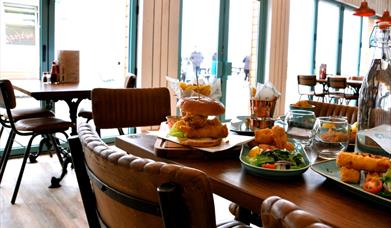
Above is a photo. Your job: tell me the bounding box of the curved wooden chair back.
[297,75,316,86]
[327,77,346,89]
[307,100,357,124]
[91,87,171,130]
[71,123,217,228]
[0,80,17,125]
[261,196,332,228]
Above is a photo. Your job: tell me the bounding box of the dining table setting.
[113,81,390,228]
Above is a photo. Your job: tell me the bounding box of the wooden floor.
[0,155,235,227]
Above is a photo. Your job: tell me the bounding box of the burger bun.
[179,97,225,116]
[178,137,223,147]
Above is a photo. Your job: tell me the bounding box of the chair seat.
[15,117,73,134]
[4,107,55,121]
[78,107,92,119]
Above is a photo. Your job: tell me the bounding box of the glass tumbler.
[313,117,350,160]
[284,110,316,146]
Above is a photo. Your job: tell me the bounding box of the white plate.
[148,122,254,153]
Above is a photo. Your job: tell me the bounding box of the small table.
[12,79,123,135]
[12,79,123,187]
[115,134,391,228]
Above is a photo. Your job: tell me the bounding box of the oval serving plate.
[239,142,310,178]
[311,159,391,208]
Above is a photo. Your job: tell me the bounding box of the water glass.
[313,117,350,160]
[284,109,316,146]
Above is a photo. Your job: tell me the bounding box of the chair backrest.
[327,77,346,89]
[297,75,317,86]
[124,73,136,88]
[307,100,357,124]
[0,80,17,127]
[71,123,216,228]
[261,196,332,228]
[91,87,171,129]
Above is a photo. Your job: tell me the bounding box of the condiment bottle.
[50,61,59,84]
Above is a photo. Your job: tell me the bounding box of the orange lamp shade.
[353,1,375,17]
[377,10,391,23]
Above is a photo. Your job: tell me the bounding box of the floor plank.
[0,155,236,227]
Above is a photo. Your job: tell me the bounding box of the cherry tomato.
[262,163,276,169]
[363,178,383,194]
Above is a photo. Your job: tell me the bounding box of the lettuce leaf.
[169,126,186,138]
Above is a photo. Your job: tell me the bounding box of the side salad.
[244,147,307,170]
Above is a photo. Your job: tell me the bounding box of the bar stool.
[0,80,74,204]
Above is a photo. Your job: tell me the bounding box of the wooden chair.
[69,123,254,227]
[0,80,74,204]
[261,196,332,228]
[91,87,171,135]
[326,76,347,104]
[297,75,325,101]
[77,74,137,129]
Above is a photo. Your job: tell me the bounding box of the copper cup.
[250,97,277,119]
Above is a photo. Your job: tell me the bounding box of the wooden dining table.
[115,134,391,228]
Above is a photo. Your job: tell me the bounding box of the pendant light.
[377,10,391,23]
[353,0,375,17]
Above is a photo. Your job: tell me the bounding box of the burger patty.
[182,113,208,128]
[176,118,228,139]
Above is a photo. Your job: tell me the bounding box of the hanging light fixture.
[377,10,391,23]
[353,0,375,17]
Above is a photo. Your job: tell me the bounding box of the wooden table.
[12,79,122,135]
[115,134,391,228]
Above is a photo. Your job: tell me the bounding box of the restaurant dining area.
[1,0,391,227]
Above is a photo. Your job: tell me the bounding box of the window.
[341,8,362,76]
[315,0,339,75]
[0,0,40,79]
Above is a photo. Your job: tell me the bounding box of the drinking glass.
[284,109,316,146]
[313,117,350,160]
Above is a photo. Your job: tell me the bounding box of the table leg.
[63,98,84,135]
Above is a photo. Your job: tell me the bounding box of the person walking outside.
[190,49,204,76]
[243,55,250,81]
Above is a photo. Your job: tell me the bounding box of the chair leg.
[48,133,71,188]
[0,131,16,184]
[11,134,38,204]
[0,125,4,140]
[47,134,64,167]
[118,128,125,135]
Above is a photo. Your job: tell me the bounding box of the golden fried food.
[339,166,360,184]
[336,152,391,173]
[271,125,288,148]
[283,142,295,152]
[177,118,228,139]
[320,128,349,142]
[292,100,312,108]
[255,128,274,145]
[179,82,211,96]
[258,144,278,152]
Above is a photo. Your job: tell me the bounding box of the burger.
[169,97,229,147]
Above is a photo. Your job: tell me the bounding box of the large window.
[315,0,340,75]
[341,8,362,76]
[0,0,40,79]
[287,0,368,111]
[286,0,315,107]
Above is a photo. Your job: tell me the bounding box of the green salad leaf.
[168,126,186,138]
[245,148,306,170]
